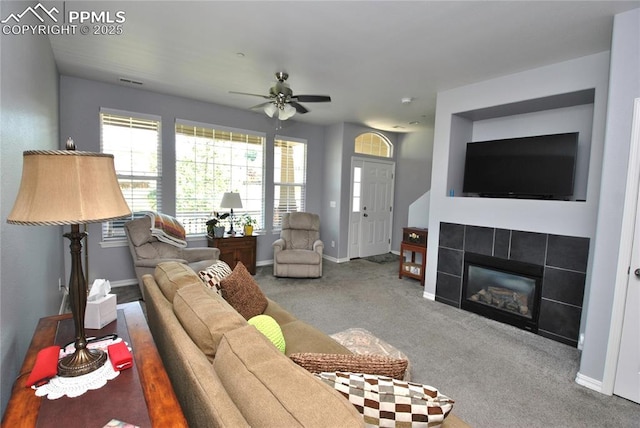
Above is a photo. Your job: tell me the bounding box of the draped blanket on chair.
[145,211,187,248]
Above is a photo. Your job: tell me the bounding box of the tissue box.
[85,293,117,329]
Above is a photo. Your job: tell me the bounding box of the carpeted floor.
[361,252,401,264]
[254,258,640,428]
[115,258,640,427]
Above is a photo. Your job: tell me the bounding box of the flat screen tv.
[462,132,578,199]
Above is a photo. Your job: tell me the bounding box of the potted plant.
[206,212,229,238]
[241,214,257,236]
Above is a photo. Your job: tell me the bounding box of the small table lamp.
[7,139,131,377]
[219,192,243,235]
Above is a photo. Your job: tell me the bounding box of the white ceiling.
[49,1,639,132]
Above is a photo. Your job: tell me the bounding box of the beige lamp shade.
[7,150,131,225]
[219,192,243,210]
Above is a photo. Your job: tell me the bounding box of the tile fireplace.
[462,252,543,333]
[436,222,589,347]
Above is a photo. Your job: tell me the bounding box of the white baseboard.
[323,254,350,263]
[575,372,604,393]
[423,291,436,301]
[109,278,139,288]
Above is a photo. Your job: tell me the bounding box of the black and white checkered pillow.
[198,260,232,294]
[315,372,454,428]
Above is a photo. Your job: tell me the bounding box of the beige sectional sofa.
[142,261,468,427]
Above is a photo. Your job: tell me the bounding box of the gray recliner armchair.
[124,216,220,299]
[272,212,323,278]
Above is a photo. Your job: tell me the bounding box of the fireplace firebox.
[462,252,543,333]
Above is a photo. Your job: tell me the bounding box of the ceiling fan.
[230,72,331,120]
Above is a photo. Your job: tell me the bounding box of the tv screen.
[462,132,578,199]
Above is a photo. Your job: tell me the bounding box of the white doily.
[33,338,129,399]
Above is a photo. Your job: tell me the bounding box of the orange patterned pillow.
[219,262,268,319]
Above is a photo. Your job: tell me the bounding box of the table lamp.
[219,192,243,235]
[7,139,131,377]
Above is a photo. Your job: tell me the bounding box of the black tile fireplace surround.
[436,222,589,347]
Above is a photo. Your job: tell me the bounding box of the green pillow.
[248,314,286,353]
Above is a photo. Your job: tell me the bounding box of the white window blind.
[273,137,307,229]
[175,120,265,235]
[100,109,162,239]
[355,132,392,158]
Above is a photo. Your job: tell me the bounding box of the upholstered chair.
[124,216,220,299]
[272,212,324,278]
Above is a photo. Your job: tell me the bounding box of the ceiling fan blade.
[293,95,331,103]
[290,101,309,114]
[249,102,273,110]
[229,91,271,99]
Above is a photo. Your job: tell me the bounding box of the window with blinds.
[274,138,307,229]
[175,121,265,235]
[355,132,392,158]
[100,109,162,240]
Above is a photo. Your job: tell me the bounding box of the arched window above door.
[355,132,392,158]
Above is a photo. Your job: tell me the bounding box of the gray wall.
[393,129,434,251]
[0,1,62,414]
[321,123,345,260]
[580,7,640,386]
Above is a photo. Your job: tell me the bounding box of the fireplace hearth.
[462,252,543,333]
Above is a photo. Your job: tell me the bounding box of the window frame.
[354,132,393,158]
[99,108,162,241]
[273,136,308,230]
[175,119,266,236]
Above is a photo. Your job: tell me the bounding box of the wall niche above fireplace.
[436,222,589,347]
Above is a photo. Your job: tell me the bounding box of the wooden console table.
[2,302,187,428]
[208,234,257,274]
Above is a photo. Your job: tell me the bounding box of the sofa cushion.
[213,325,364,427]
[218,261,268,320]
[315,372,454,428]
[126,216,154,247]
[248,315,286,353]
[289,353,408,379]
[154,262,202,302]
[198,260,233,293]
[173,283,247,363]
[280,320,352,356]
[262,299,298,326]
[275,249,321,265]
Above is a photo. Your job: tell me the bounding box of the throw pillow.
[248,314,286,353]
[198,260,233,293]
[289,353,408,379]
[315,372,455,428]
[218,261,268,320]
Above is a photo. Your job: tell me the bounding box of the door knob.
[634,268,640,278]
[363,213,368,217]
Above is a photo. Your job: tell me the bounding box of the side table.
[208,234,257,274]
[399,227,428,286]
[1,302,187,427]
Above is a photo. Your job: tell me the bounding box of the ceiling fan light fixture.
[279,104,296,120]
[264,103,278,118]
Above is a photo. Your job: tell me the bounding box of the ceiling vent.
[119,77,143,86]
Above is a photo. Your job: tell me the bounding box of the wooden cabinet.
[399,227,427,286]
[208,235,257,274]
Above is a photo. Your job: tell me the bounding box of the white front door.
[349,158,394,258]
